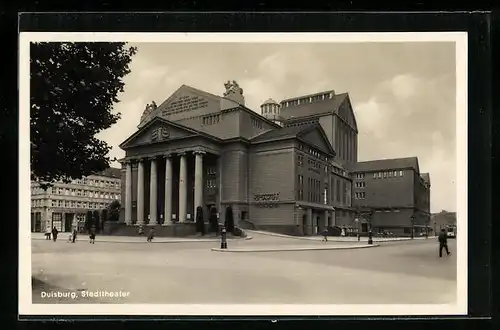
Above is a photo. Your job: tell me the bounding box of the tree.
[30,42,137,189]
[85,210,93,233]
[93,210,100,232]
[107,200,121,222]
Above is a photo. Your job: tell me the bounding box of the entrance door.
[35,212,42,232]
[64,213,73,232]
[302,215,307,235]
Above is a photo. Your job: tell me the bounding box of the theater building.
[117,81,362,235]
[117,80,430,236]
[351,157,432,236]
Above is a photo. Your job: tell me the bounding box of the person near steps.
[147,228,155,242]
[89,226,96,244]
[438,228,451,257]
[321,227,329,242]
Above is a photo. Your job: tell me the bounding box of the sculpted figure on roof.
[223,80,243,97]
[140,101,157,123]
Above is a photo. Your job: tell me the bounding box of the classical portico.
[122,149,211,225]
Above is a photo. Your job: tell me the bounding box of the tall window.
[336,179,341,202]
[342,182,347,204]
[297,155,303,167]
[297,175,304,200]
[324,185,328,205]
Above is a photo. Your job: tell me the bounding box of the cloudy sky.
[98,42,457,213]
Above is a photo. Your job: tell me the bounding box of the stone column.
[164,154,172,225]
[137,158,145,225]
[331,210,336,227]
[194,151,205,213]
[149,157,158,225]
[178,153,187,223]
[324,210,329,228]
[125,161,133,225]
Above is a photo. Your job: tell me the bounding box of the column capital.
[178,152,187,157]
[162,153,173,159]
[121,159,133,165]
[193,150,206,156]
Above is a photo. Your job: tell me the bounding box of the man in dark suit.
[438,228,451,257]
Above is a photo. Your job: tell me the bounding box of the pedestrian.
[45,226,51,240]
[147,228,155,242]
[321,227,329,242]
[138,225,144,236]
[72,228,77,243]
[89,226,96,244]
[438,228,451,257]
[51,226,58,242]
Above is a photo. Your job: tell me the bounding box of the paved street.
[31,233,457,304]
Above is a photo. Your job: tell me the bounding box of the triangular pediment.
[120,118,209,149]
[138,85,221,129]
[298,125,336,157]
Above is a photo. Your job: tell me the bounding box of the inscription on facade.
[254,193,280,208]
[162,95,209,116]
[254,193,280,202]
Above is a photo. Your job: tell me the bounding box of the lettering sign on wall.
[162,95,209,116]
[253,193,280,208]
[254,193,280,202]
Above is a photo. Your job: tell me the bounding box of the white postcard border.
[19,32,468,316]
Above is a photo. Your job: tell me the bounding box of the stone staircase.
[103,221,247,238]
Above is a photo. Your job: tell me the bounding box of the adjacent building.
[116,80,431,236]
[351,157,431,236]
[431,210,456,233]
[30,168,122,233]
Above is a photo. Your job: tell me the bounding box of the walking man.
[89,225,96,244]
[51,226,58,242]
[321,227,329,242]
[147,228,155,242]
[72,227,77,243]
[438,228,451,257]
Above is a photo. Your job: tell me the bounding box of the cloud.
[389,74,419,99]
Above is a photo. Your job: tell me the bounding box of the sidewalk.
[211,243,379,253]
[30,232,252,244]
[246,230,436,243]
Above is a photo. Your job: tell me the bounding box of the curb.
[211,244,379,253]
[31,236,253,244]
[245,230,435,243]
